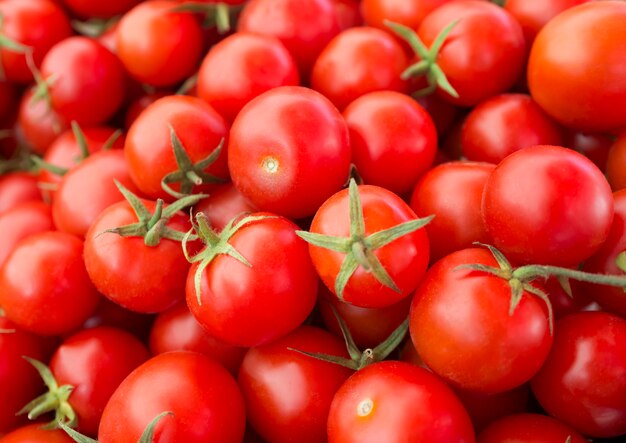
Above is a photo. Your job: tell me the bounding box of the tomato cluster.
[1,0,626,442]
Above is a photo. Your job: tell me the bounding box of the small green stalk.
[296,178,433,301]
[170,2,242,33]
[71,16,120,38]
[385,19,460,99]
[26,51,56,110]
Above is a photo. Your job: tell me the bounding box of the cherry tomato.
[193,183,257,233]
[607,132,626,192]
[0,423,75,443]
[0,201,53,268]
[361,0,450,31]
[565,130,613,172]
[60,0,141,19]
[0,172,42,215]
[17,89,68,155]
[477,413,587,443]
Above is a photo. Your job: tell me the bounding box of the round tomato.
[17,89,68,155]
[0,172,42,215]
[361,0,450,31]
[60,0,141,19]
[477,413,587,443]
[192,183,257,233]
[607,132,626,192]
[0,201,53,268]
[0,423,74,443]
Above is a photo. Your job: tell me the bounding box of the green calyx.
[296,178,434,301]
[99,181,206,247]
[71,16,119,38]
[59,411,173,443]
[161,125,226,199]
[18,357,77,430]
[290,306,409,371]
[385,19,460,99]
[26,51,56,111]
[183,212,276,305]
[616,251,626,275]
[170,2,242,33]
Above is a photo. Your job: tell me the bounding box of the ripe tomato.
[0,231,101,335]
[327,361,475,442]
[0,172,42,215]
[192,183,257,233]
[98,352,246,443]
[238,326,353,443]
[0,201,53,268]
[60,0,141,19]
[17,89,68,155]
[482,145,613,266]
[361,0,450,31]
[228,86,350,219]
[477,413,587,443]
[531,311,626,438]
[607,132,626,191]
[528,1,626,132]
[0,423,74,443]
[410,248,552,394]
[343,90,437,196]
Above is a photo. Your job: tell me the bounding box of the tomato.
[46,327,150,436]
[83,298,155,342]
[416,93,461,137]
[0,201,53,268]
[565,130,613,172]
[460,94,564,164]
[228,86,351,219]
[311,27,409,111]
[96,352,245,442]
[0,423,74,443]
[343,90,437,196]
[482,145,614,267]
[238,0,342,75]
[0,0,72,84]
[193,183,257,233]
[410,248,552,394]
[116,1,204,87]
[531,311,626,438]
[17,89,68,155]
[40,36,127,126]
[477,413,587,443]
[333,0,362,29]
[327,361,475,442]
[124,95,229,201]
[123,91,171,130]
[197,32,300,123]
[607,132,626,192]
[52,150,139,238]
[528,1,626,132]
[361,0,450,31]
[0,231,101,335]
[410,161,494,262]
[60,0,141,19]
[186,213,318,347]
[0,318,49,434]
[0,172,42,215]
[149,303,247,374]
[238,326,353,443]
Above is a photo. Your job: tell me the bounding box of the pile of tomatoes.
[1,0,626,442]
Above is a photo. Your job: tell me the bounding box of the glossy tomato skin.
[417,0,525,107]
[477,413,587,443]
[0,172,42,215]
[460,94,564,164]
[50,327,150,437]
[531,312,626,438]
[197,33,300,123]
[410,248,552,394]
[343,91,437,196]
[52,150,139,238]
[0,423,75,443]
[0,0,72,84]
[311,27,409,111]
[238,326,353,443]
[361,0,450,30]
[607,132,626,191]
[187,214,318,347]
[0,201,54,268]
[116,1,204,87]
[410,161,494,263]
[60,0,141,19]
[98,352,246,443]
[0,318,49,434]
[41,37,127,126]
[328,361,475,443]
[149,303,247,374]
[528,1,626,133]
[0,232,101,335]
[228,86,351,219]
[84,200,192,313]
[308,185,429,308]
[193,183,257,233]
[238,0,342,75]
[482,145,614,267]
[17,89,68,155]
[125,95,229,201]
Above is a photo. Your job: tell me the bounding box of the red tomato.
[125,95,229,201]
[311,27,409,111]
[410,161,494,262]
[607,132,626,192]
[565,130,613,172]
[40,36,127,126]
[17,89,68,155]
[0,232,101,335]
[0,423,75,443]
[482,145,614,266]
[186,213,318,347]
[149,303,247,374]
[333,0,362,29]
[328,361,475,442]
[98,352,246,443]
[116,1,204,87]
[477,413,588,443]
[361,0,450,30]
[0,0,72,84]
[0,172,42,215]
[0,201,53,268]
[60,0,141,19]
[528,1,626,132]
[192,183,257,233]
[197,32,300,123]
[228,86,351,219]
[410,248,552,394]
[460,94,564,164]
[531,312,626,438]
[123,91,171,130]
[49,327,150,436]
[83,298,155,342]
[343,91,437,196]
[238,326,353,443]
